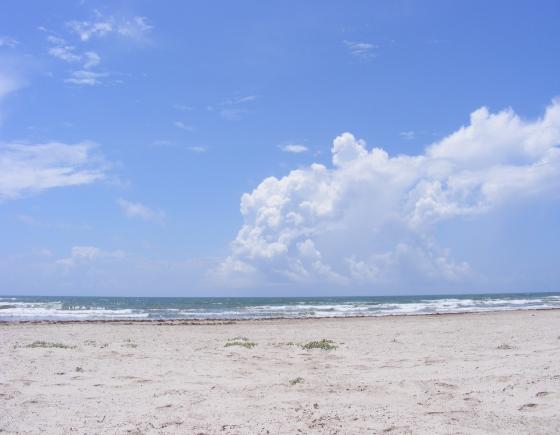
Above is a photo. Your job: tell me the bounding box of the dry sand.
[1,310,560,434]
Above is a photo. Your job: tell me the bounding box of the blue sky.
[1,0,559,296]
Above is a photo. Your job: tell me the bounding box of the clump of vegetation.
[75,366,84,372]
[225,336,257,349]
[289,377,304,385]
[301,339,337,351]
[272,341,297,347]
[25,341,76,349]
[122,339,138,349]
[497,343,514,350]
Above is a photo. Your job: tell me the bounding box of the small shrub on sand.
[301,339,337,351]
[225,337,257,349]
[26,341,76,349]
[289,377,304,385]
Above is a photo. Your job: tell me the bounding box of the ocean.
[1,292,559,321]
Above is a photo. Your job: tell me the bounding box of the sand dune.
[1,310,560,434]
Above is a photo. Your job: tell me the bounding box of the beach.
[1,310,559,434]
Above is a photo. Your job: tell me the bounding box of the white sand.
[1,310,560,434]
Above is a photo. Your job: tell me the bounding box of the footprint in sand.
[518,403,538,411]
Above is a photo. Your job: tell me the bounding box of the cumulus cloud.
[117,198,165,223]
[218,100,560,289]
[0,141,107,201]
[280,143,308,153]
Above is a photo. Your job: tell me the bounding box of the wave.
[1,294,559,321]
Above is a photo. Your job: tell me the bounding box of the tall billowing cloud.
[219,100,560,289]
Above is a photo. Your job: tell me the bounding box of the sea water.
[1,292,559,321]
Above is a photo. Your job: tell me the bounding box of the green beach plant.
[289,377,304,385]
[25,341,76,349]
[301,339,337,351]
[225,336,257,349]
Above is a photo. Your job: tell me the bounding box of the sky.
[1,0,559,296]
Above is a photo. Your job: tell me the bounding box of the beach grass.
[25,341,76,349]
[289,377,304,385]
[225,336,257,349]
[301,339,337,350]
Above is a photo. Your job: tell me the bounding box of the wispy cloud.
[117,198,165,223]
[67,14,152,42]
[173,121,194,131]
[0,72,24,101]
[173,104,194,111]
[47,36,81,62]
[83,51,100,69]
[399,131,416,140]
[0,141,107,201]
[219,95,259,106]
[344,40,377,60]
[47,36,104,85]
[0,36,19,48]
[188,145,208,153]
[56,245,125,267]
[208,94,260,121]
[279,143,309,153]
[150,139,174,148]
[64,70,107,86]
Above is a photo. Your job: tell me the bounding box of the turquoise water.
[1,292,559,321]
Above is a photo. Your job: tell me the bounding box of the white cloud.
[211,94,259,120]
[67,20,113,41]
[47,36,104,84]
[64,70,107,86]
[67,15,152,42]
[83,51,100,69]
[117,16,153,39]
[0,36,19,48]
[188,146,208,153]
[173,121,194,131]
[174,104,194,111]
[56,246,125,267]
[344,40,377,60]
[280,144,309,154]
[0,141,107,201]
[117,198,165,223]
[47,36,81,62]
[218,100,560,289]
[220,95,259,105]
[0,72,23,101]
[400,131,416,140]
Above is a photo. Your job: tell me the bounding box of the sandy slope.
[1,310,560,434]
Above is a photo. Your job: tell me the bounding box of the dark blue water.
[1,292,559,321]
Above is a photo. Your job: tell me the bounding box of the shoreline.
[2,305,560,325]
